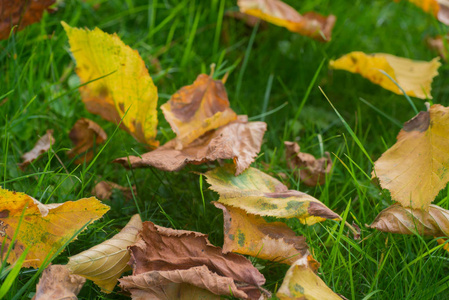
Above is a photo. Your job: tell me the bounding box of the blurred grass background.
[1,0,449,299]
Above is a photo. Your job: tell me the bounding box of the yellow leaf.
[277,256,342,300]
[329,51,441,99]
[0,187,109,268]
[61,22,158,147]
[213,202,318,266]
[238,0,336,42]
[205,164,340,225]
[373,104,449,209]
[161,74,237,147]
[67,214,142,293]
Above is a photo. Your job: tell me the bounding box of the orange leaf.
[114,116,266,175]
[0,0,55,40]
[0,187,109,268]
[20,130,55,170]
[213,202,318,266]
[67,118,107,164]
[373,104,449,209]
[238,0,336,42]
[161,74,237,147]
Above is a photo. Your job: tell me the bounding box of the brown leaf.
[114,116,266,175]
[127,221,266,299]
[92,181,136,201]
[213,202,318,266]
[367,204,449,237]
[32,264,85,300]
[20,130,55,170]
[67,118,107,164]
[373,104,449,209]
[224,11,268,28]
[67,214,143,293]
[161,73,237,147]
[237,0,336,42]
[285,141,332,186]
[0,0,55,40]
[277,255,343,300]
[119,266,246,299]
[427,35,448,61]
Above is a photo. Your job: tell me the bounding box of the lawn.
[1,0,449,299]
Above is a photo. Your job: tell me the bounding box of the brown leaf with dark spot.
[161,73,237,147]
[285,141,332,186]
[213,202,318,266]
[0,0,55,40]
[367,204,449,237]
[20,130,55,170]
[92,181,136,201]
[68,118,107,164]
[32,264,85,300]
[126,221,266,299]
[114,116,266,175]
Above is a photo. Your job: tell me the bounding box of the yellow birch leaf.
[373,104,449,209]
[67,214,143,293]
[238,0,336,42]
[0,187,109,268]
[277,256,342,300]
[329,51,441,99]
[205,164,340,225]
[61,22,158,147]
[213,202,318,266]
[161,74,237,147]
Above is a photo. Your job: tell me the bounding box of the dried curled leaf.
[32,264,85,300]
[114,116,266,175]
[373,104,449,209]
[285,141,332,186]
[67,214,142,293]
[0,0,55,40]
[238,0,336,42]
[367,204,449,237]
[20,130,55,170]
[213,202,317,266]
[395,0,449,25]
[205,164,340,225]
[277,256,343,300]
[161,73,237,147]
[120,266,245,299]
[329,51,441,99]
[67,118,107,164]
[91,181,136,201]
[0,187,109,268]
[127,221,266,299]
[61,22,158,147]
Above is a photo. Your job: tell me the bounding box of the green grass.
[1,0,449,299]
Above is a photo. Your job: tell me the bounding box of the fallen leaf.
[437,238,449,252]
[428,35,448,61]
[367,204,449,236]
[213,202,317,266]
[67,214,142,293]
[0,0,55,40]
[127,221,266,299]
[277,255,343,300]
[395,0,449,25]
[61,22,159,147]
[237,0,336,42]
[224,11,267,28]
[114,116,266,175]
[91,181,136,201]
[120,266,245,299]
[20,130,55,170]
[67,118,107,164]
[205,164,340,225]
[161,73,237,147]
[0,187,109,268]
[285,141,332,186]
[373,104,449,209]
[32,264,85,300]
[329,51,441,99]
